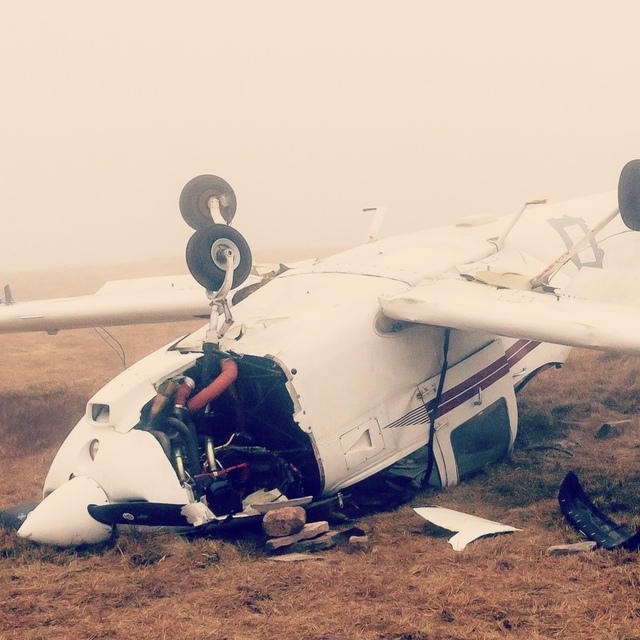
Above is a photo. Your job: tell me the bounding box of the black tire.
[619,159,640,231]
[179,175,237,230]
[186,225,252,291]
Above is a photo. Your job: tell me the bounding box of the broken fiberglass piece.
[558,471,640,550]
[414,506,521,551]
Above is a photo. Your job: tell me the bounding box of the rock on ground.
[262,506,307,538]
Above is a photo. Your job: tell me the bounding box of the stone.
[269,553,324,562]
[289,531,339,553]
[595,420,630,439]
[545,541,597,556]
[347,535,371,551]
[265,521,330,552]
[262,506,306,538]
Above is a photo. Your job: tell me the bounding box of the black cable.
[93,327,127,369]
[422,327,451,488]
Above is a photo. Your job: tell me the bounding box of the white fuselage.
[29,194,627,545]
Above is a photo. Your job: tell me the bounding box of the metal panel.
[340,418,385,471]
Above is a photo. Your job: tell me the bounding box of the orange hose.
[187,359,238,412]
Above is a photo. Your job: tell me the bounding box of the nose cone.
[17,476,112,546]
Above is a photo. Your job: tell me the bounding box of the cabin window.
[450,397,511,480]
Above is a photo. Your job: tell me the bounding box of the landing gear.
[185,224,252,292]
[179,174,238,229]
[618,159,640,231]
[181,174,253,341]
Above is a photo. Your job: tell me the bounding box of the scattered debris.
[259,502,370,555]
[269,552,324,562]
[414,506,521,551]
[181,501,215,526]
[262,506,306,538]
[558,471,640,550]
[546,541,597,556]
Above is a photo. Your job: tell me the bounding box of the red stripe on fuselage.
[436,355,510,415]
[505,338,540,363]
[384,339,540,429]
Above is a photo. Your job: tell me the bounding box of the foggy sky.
[2,1,639,272]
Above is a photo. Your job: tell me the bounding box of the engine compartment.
[134,349,321,517]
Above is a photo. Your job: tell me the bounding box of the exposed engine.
[135,351,320,517]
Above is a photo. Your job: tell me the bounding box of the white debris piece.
[414,506,521,551]
[181,502,215,526]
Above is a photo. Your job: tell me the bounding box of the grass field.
[1,265,640,640]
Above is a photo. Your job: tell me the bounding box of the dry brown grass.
[2,267,640,639]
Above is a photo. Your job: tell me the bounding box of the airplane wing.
[0,260,301,335]
[0,261,289,335]
[379,273,640,355]
[0,275,212,334]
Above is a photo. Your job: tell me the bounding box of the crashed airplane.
[3,163,640,546]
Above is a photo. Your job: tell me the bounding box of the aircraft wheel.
[619,159,640,231]
[186,225,252,291]
[180,175,237,230]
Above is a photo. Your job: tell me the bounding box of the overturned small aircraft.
[4,164,640,546]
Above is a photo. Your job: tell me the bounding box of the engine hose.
[187,358,238,412]
[162,416,201,477]
[423,328,451,488]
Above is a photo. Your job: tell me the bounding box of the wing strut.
[490,199,547,250]
[530,207,620,288]
[205,247,237,344]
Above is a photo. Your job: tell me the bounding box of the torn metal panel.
[414,506,521,551]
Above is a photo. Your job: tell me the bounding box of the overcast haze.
[2,1,639,273]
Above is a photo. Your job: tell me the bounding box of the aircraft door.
[417,339,517,486]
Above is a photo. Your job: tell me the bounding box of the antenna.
[2,284,14,305]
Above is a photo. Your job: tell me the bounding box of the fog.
[2,1,639,273]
